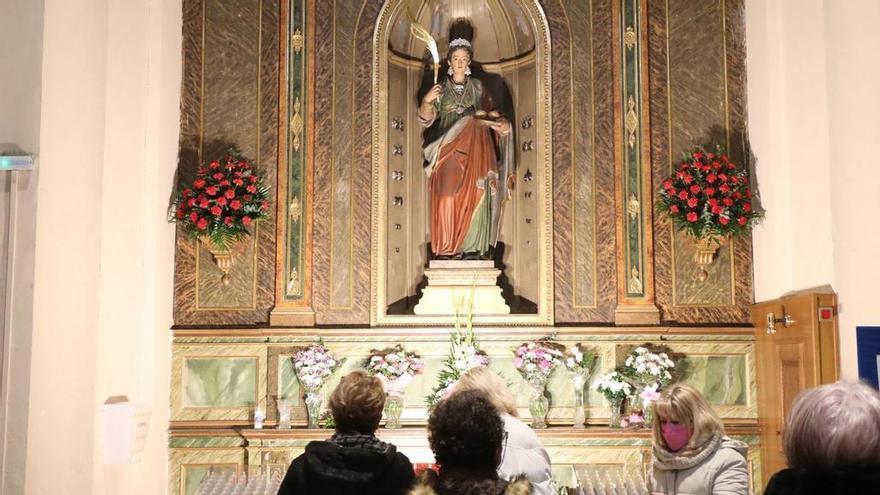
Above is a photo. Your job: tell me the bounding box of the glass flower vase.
[571,371,588,429]
[277,398,292,429]
[642,398,654,427]
[384,392,405,429]
[304,386,322,429]
[528,378,550,429]
[608,397,623,428]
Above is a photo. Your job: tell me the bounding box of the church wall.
[825,0,880,380]
[0,1,43,492]
[173,0,280,326]
[22,0,180,493]
[648,0,753,323]
[746,0,880,379]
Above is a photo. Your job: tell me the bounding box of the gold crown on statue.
[449,38,472,49]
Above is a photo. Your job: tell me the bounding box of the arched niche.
[371,0,554,326]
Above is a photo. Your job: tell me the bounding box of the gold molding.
[624,26,636,50]
[272,0,315,322]
[625,94,638,149]
[370,0,555,326]
[290,97,303,151]
[292,28,303,54]
[627,192,639,220]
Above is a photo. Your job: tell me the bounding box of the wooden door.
[751,292,839,484]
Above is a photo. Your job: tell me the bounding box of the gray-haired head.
[784,380,880,469]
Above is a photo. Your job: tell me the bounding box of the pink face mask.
[661,421,691,452]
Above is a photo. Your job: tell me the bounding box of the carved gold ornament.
[199,237,234,286]
[288,196,301,224]
[291,97,304,152]
[628,265,643,294]
[292,29,304,54]
[287,267,300,295]
[624,26,636,51]
[627,192,640,220]
[693,237,725,283]
[625,95,638,149]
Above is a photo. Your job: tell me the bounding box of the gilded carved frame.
[370,0,555,326]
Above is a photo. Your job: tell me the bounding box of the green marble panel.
[679,355,747,405]
[277,354,300,400]
[169,437,245,448]
[184,358,257,408]
[182,465,236,495]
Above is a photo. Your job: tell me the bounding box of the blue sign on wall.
[857,326,880,389]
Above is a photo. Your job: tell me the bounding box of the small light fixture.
[0,143,36,171]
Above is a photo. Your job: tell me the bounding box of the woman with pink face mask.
[648,384,750,495]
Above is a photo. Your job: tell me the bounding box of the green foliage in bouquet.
[170,152,270,250]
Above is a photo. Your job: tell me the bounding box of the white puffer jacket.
[649,434,750,495]
[497,413,554,495]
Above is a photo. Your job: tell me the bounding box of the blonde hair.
[328,371,385,434]
[454,367,519,417]
[651,384,724,450]
[784,380,880,469]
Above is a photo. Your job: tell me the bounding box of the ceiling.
[388,0,536,63]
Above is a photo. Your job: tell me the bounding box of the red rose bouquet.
[170,154,270,249]
[657,148,762,243]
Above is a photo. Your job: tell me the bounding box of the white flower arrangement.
[292,342,342,390]
[593,370,634,403]
[563,343,597,375]
[623,346,675,386]
[426,293,489,406]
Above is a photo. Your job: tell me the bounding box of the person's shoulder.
[393,449,414,468]
[503,474,533,495]
[502,414,542,446]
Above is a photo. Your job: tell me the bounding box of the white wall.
[747,0,880,379]
[23,0,180,493]
[0,0,44,492]
[823,0,880,379]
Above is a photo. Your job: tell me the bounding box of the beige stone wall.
[18,0,180,493]
[747,0,880,379]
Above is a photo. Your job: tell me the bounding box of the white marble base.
[413,260,511,315]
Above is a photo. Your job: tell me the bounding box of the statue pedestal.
[413,260,511,316]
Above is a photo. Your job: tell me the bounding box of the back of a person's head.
[454,367,519,417]
[329,370,385,435]
[651,384,725,447]
[784,380,880,470]
[428,389,505,471]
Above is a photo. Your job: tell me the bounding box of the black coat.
[763,466,880,495]
[277,440,415,495]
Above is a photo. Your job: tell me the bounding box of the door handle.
[766,312,795,335]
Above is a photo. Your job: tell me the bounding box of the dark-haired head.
[448,18,473,44]
[428,389,505,470]
[447,18,474,62]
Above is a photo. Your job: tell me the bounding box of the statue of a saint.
[417,20,515,260]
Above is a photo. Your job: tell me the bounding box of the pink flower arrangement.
[513,340,564,384]
[365,345,425,395]
[293,342,342,390]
